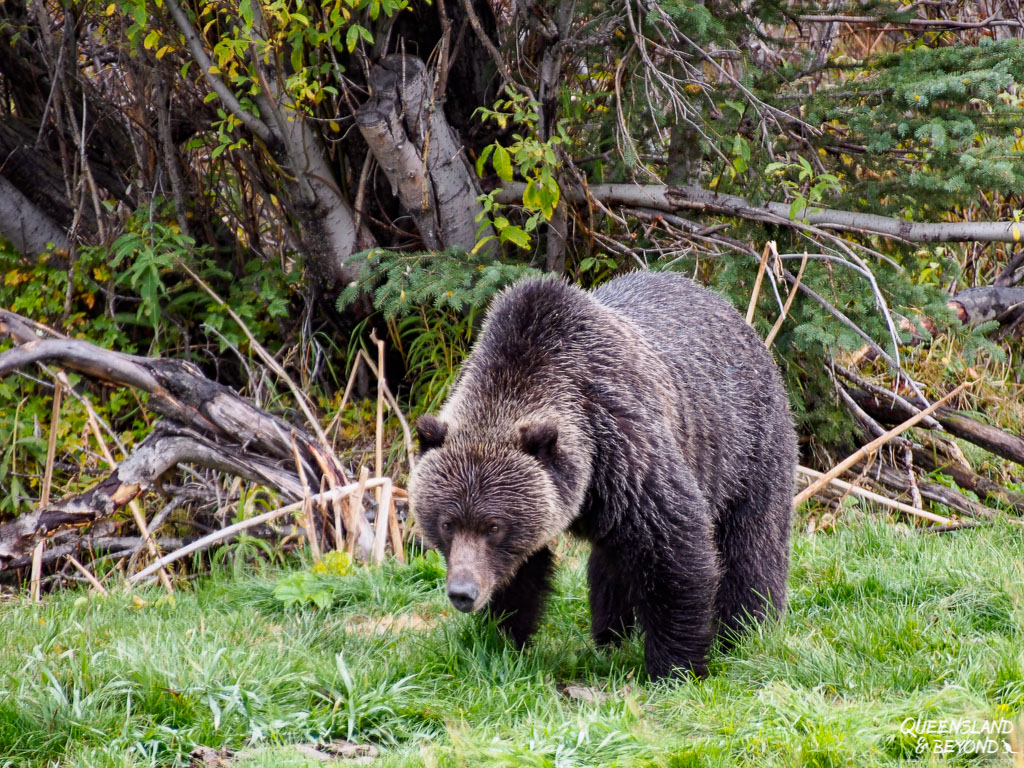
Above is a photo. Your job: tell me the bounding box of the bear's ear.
[416,415,449,454]
[519,422,558,464]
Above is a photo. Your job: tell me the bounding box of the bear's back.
[591,271,795,507]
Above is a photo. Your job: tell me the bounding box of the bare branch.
[494,182,1024,243]
[0,428,305,566]
[162,0,276,147]
[798,14,1023,30]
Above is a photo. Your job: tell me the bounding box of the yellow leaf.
[156,45,171,59]
[684,84,701,94]
[329,120,340,132]
[207,64,221,75]
[1013,224,1021,242]
[105,3,116,14]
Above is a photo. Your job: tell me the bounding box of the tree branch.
[493,181,1024,243]
[0,427,305,566]
[370,55,494,254]
[798,14,1023,30]
[162,0,276,147]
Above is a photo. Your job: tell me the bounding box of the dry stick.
[745,241,775,325]
[372,478,393,565]
[328,348,415,468]
[318,473,329,550]
[307,438,350,486]
[39,381,62,507]
[290,434,321,560]
[127,479,389,584]
[355,348,416,472]
[125,494,175,594]
[305,443,350,551]
[764,252,809,349]
[326,354,364,451]
[330,474,344,552]
[387,485,404,564]
[178,261,331,448]
[372,329,385,502]
[66,554,110,596]
[346,466,371,556]
[793,380,976,508]
[32,381,63,603]
[796,466,952,526]
[79,389,174,593]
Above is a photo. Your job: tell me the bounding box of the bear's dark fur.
[409,271,797,679]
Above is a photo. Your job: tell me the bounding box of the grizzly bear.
[408,271,796,679]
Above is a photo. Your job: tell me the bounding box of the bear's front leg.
[486,546,556,647]
[588,543,636,646]
[634,520,721,680]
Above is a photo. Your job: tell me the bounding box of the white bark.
[0,175,69,256]
[356,63,442,249]
[385,55,495,254]
[495,181,1024,244]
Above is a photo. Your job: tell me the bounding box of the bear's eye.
[440,521,452,534]
[486,524,500,537]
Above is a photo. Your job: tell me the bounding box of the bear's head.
[409,413,587,613]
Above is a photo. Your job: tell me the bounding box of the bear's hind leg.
[588,543,636,646]
[487,546,556,647]
[713,487,790,648]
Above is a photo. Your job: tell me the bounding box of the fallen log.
[948,286,1024,326]
[0,309,384,573]
[848,389,1024,468]
[912,445,1024,515]
[854,460,999,520]
[0,427,307,566]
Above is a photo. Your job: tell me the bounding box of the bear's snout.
[445,534,493,612]
[447,577,480,612]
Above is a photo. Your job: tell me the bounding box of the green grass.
[1,516,1022,767]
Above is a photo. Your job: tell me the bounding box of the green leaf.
[493,144,513,182]
[538,178,559,220]
[522,178,541,209]
[475,145,494,177]
[500,226,531,249]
